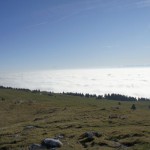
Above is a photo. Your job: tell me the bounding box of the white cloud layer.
[0,68,150,98]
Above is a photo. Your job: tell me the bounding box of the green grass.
[0,89,150,149]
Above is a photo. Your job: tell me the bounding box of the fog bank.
[0,68,150,98]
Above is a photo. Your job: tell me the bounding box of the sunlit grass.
[0,89,150,149]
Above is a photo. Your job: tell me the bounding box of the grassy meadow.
[0,88,150,150]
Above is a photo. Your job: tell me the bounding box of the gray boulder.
[41,138,63,149]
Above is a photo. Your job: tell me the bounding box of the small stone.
[119,115,127,119]
[24,125,35,130]
[79,131,102,140]
[79,132,94,140]
[29,144,43,150]
[109,114,118,119]
[92,132,102,137]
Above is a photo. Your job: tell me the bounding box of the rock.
[92,132,102,137]
[79,132,94,140]
[109,114,118,119]
[29,144,43,150]
[55,134,65,139]
[29,136,63,149]
[109,114,127,120]
[79,131,102,140]
[24,125,35,130]
[119,115,127,119]
[41,138,63,149]
[109,141,122,148]
[79,131,102,147]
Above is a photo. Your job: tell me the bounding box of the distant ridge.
[0,85,149,101]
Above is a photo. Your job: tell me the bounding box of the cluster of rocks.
[109,114,127,119]
[78,131,102,148]
[79,131,102,141]
[29,138,63,150]
[78,132,128,149]
[29,131,129,149]
[29,132,102,150]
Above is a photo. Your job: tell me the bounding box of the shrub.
[131,104,136,110]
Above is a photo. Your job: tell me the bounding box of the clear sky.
[1,0,150,71]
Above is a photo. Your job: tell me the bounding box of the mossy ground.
[0,89,150,150]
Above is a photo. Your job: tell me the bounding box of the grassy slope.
[0,89,150,150]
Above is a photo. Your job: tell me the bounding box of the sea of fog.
[0,68,150,98]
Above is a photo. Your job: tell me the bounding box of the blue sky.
[1,0,150,71]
